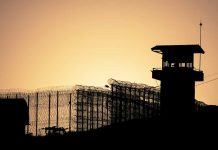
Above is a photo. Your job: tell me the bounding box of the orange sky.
[0,0,218,105]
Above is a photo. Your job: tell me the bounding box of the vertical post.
[56,91,59,128]
[91,92,94,129]
[111,84,114,123]
[81,91,84,131]
[129,87,132,120]
[134,88,137,119]
[48,93,51,128]
[143,88,146,119]
[96,93,99,129]
[147,89,150,118]
[115,86,118,123]
[124,87,127,121]
[76,91,79,132]
[86,92,89,131]
[27,95,30,134]
[36,92,39,136]
[101,93,104,127]
[69,93,72,132]
[89,92,92,130]
[119,86,123,122]
[138,90,141,119]
[106,94,109,126]
[16,94,18,99]
[199,22,202,70]
[200,22,202,46]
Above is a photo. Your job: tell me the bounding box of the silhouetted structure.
[75,85,111,132]
[0,98,29,138]
[75,79,160,131]
[0,79,206,136]
[152,45,204,119]
[108,79,160,124]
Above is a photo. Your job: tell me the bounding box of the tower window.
[179,63,186,67]
[171,63,175,67]
[163,61,169,67]
[186,63,193,68]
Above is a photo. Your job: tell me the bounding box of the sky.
[0,0,218,105]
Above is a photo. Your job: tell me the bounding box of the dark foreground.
[2,106,218,148]
[5,118,218,148]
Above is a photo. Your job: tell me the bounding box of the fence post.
[27,95,30,134]
[56,91,59,128]
[101,93,104,127]
[48,93,51,128]
[36,92,39,136]
[97,93,99,128]
[69,93,72,132]
[129,87,132,120]
[77,91,80,131]
[86,92,89,131]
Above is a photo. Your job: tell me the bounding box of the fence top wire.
[75,85,110,94]
[0,88,29,93]
[0,85,110,96]
[0,79,160,96]
[0,86,75,97]
[108,78,160,92]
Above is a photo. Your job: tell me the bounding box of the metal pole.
[199,22,202,70]
[48,93,51,128]
[102,93,104,127]
[115,86,118,123]
[111,84,114,123]
[143,88,146,119]
[86,92,89,131]
[56,91,59,128]
[138,90,141,119]
[86,92,90,131]
[106,94,109,126]
[76,91,79,131]
[27,95,30,134]
[119,86,122,122]
[91,93,94,129]
[129,87,132,120]
[134,88,137,119]
[81,91,84,131]
[97,93,99,128]
[147,89,150,118]
[36,93,38,136]
[90,92,92,130]
[69,93,72,132]
[124,87,127,121]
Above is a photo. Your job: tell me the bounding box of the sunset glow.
[1,0,218,105]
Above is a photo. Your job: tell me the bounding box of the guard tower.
[152,45,204,119]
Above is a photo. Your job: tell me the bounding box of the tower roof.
[151,45,205,54]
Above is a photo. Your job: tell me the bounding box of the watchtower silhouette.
[152,45,204,119]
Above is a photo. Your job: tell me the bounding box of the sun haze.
[0,0,218,105]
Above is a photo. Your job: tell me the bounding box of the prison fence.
[75,85,111,132]
[75,79,160,132]
[0,78,205,136]
[0,88,75,136]
[108,78,160,124]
